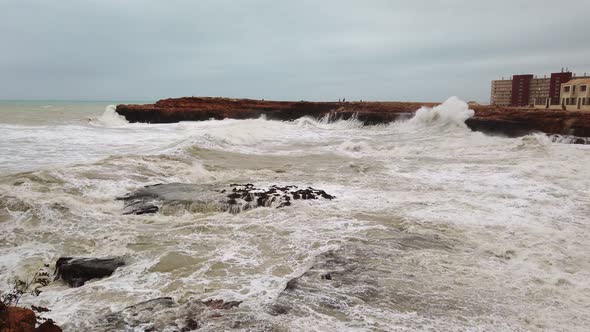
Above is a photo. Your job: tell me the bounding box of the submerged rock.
[54,257,125,287]
[202,299,242,310]
[117,183,335,215]
[88,297,246,331]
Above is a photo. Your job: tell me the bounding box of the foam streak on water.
[0,98,589,331]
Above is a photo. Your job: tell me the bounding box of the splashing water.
[0,99,589,331]
[93,105,131,127]
[409,96,475,128]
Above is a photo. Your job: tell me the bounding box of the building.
[490,70,589,109]
[510,74,533,106]
[560,78,590,111]
[490,79,512,106]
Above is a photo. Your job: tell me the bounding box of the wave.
[92,105,130,127]
[547,134,590,145]
[294,113,366,130]
[406,96,474,129]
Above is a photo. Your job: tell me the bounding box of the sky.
[1,0,590,103]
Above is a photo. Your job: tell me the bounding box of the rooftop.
[563,78,590,86]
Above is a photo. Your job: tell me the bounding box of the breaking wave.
[93,105,130,127]
[2,99,590,331]
[407,96,474,128]
[294,113,366,130]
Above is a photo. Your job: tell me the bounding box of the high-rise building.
[490,79,512,106]
[511,74,533,106]
[490,71,587,108]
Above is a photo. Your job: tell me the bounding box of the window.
[581,85,587,92]
[564,86,570,93]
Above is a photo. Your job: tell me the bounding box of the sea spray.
[409,96,475,128]
[1,99,589,331]
[94,105,130,127]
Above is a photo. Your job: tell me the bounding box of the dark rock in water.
[117,183,335,215]
[321,273,333,280]
[268,304,291,316]
[202,299,242,310]
[54,257,125,287]
[36,319,62,332]
[124,204,159,215]
[99,297,177,331]
[181,318,201,331]
[88,296,251,331]
[285,278,298,291]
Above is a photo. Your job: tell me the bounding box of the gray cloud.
[1,0,589,102]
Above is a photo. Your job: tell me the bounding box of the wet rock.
[321,273,333,280]
[268,304,290,316]
[202,299,242,310]
[54,257,125,287]
[0,302,36,332]
[117,97,590,137]
[124,204,159,215]
[118,183,335,215]
[180,318,201,331]
[285,278,298,291]
[98,297,177,331]
[35,320,62,332]
[88,297,251,331]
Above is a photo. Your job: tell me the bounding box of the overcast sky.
[1,0,589,102]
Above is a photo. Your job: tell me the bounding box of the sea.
[0,98,588,331]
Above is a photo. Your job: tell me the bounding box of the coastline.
[116,97,590,138]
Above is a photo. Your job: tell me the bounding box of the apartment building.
[490,70,589,109]
[561,78,590,111]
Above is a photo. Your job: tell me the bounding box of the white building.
[561,78,590,111]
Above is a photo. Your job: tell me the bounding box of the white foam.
[1,98,590,331]
[407,96,475,128]
[93,105,130,127]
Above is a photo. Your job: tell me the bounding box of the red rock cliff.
[116,97,590,137]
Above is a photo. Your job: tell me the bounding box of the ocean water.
[0,98,589,331]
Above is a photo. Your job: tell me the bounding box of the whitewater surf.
[0,98,589,331]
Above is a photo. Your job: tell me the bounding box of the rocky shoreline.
[116,97,590,138]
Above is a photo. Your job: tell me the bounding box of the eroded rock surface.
[116,97,590,137]
[0,301,61,332]
[85,297,250,332]
[0,302,36,332]
[54,257,125,287]
[117,183,335,215]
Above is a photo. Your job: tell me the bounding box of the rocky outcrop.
[116,97,416,125]
[54,257,125,287]
[116,97,590,137]
[117,183,335,215]
[87,297,245,331]
[0,302,35,332]
[466,106,590,138]
[34,320,61,332]
[0,301,61,332]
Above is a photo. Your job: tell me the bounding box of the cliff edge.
[116,97,590,138]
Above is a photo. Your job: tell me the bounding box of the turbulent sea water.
[0,99,589,331]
